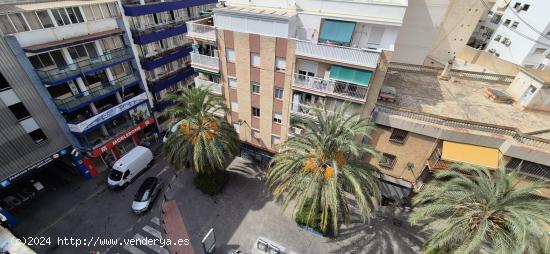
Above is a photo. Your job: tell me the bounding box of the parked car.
[131,177,162,214]
[163,119,184,143]
[107,146,153,189]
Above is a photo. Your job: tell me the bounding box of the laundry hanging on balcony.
[329,65,372,86]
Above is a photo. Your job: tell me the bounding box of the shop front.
[240,142,274,169]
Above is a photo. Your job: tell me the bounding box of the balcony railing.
[295,40,380,69]
[147,66,192,85]
[186,21,216,41]
[293,73,369,101]
[132,19,187,35]
[194,77,222,94]
[140,42,192,62]
[36,48,133,84]
[190,52,219,72]
[54,74,140,111]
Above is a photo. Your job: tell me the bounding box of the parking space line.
[142,225,162,239]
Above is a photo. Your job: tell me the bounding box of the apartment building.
[186,0,407,165]
[470,0,550,70]
[120,0,217,122]
[369,63,550,200]
[0,0,156,174]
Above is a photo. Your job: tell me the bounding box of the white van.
[107,146,154,189]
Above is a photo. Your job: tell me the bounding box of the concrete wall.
[457,45,519,75]
[507,71,550,111]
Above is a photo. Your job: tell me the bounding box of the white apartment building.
[471,0,550,69]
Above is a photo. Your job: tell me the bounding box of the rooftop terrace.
[379,67,550,138]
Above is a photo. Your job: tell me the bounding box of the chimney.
[439,57,454,81]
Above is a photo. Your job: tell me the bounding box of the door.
[520,85,537,105]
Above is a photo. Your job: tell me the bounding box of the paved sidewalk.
[164,157,425,254]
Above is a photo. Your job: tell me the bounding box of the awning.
[442,141,500,168]
[329,65,372,86]
[319,19,356,44]
[23,28,124,53]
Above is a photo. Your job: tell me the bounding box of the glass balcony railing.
[293,73,369,101]
[36,48,133,84]
[54,74,140,111]
[132,19,187,36]
[140,43,192,62]
[186,21,216,41]
[190,52,219,72]
[194,77,222,94]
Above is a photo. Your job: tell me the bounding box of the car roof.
[136,177,158,195]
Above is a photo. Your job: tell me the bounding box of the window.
[503,19,511,26]
[233,123,240,133]
[252,107,260,117]
[251,83,260,93]
[0,72,10,91]
[28,129,47,143]
[0,15,17,34]
[230,101,238,112]
[9,13,30,32]
[502,38,511,46]
[273,113,282,124]
[228,77,237,88]
[494,35,502,42]
[513,2,521,9]
[8,102,31,120]
[389,128,408,144]
[68,44,89,60]
[511,21,519,29]
[490,14,502,24]
[23,12,42,30]
[36,11,54,28]
[66,7,85,24]
[534,48,546,54]
[251,53,260,66]
[226,48,235,62]
[272,135,281,147]
[522,4,530,11]
[274,88,283,99]
[20,117,39,133]
[275,57,286,71]
[537,64,546,70]
[379,153,397,169]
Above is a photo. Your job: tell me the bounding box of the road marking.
[151,217,160,226]
[156,166,170,177]
[135,233,169,254]
[123,244,147,254]
[142,225,162,239]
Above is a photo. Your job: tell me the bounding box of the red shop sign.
[90,116,155,157]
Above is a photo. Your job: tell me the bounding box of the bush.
[193,171,227,195]
[294,201,332,235]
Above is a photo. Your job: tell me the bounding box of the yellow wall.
[442,141,500,168]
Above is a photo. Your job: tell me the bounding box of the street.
[11,154,172,254]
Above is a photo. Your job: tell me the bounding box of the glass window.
[68,45,88,59]
[511,21,519,29]
[0,15,16,34]
[8,102,31,120]
[20,117,39,133]
[503,19,511,26]
[85,43,98,58]
[275,57,286,71]
[0,72,10,91]
[38,53,55,68]
[23,12,42,30]
[66,8,78,23]
[49,50,67,67]
[251,82,260,93]
[273,113,282,124]
[100,4,111,19]
[82,5,95,21]
[226,48,235,62]
[36,11,54,28]
[251,53,260,66]
[51,9,65,26]
[107,3,120,17]
[28,129,47,143]
[252,107,260,117]
[228,77,237,88]
[91,4,104,20]
[274,88,283,99]
[9,13,29,32]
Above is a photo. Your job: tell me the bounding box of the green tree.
[410,164,550,254]
[163,87,239,175]
[266,104,380,235]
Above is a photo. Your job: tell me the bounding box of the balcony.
[295,40,380,69]
[140,44,192,70]
[54,74,141,112]
[293,73,369,102]
[147,67,194,93]
[186,19,216,41]
[132,19,188,36]
[36,48,133,86]
[190,52,219,72]
[122,0,218,16]
[194,77,222,94]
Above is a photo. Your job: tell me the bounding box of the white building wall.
[484,0,550,68]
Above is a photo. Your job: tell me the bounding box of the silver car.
[131,177,162,214]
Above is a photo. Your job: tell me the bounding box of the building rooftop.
[520,68,550,86]
[0,0,114,14]
[215,5,296,19]
[379,69,550,137]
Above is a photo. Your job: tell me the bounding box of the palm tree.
[163,86,239,175]
[410,164,550,254]
[266,104,380,235]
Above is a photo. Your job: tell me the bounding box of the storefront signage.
[90,116,155,157]
[68,93,148,133]
[0,147,69,189]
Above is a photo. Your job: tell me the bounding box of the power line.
[501,0,550,40]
